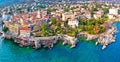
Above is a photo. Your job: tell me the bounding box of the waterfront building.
[7,23,20,36]
[19,27,31,38]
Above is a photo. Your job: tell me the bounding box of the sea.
[0,1,120,62]
[0,22,120,62]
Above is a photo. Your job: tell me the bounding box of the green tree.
[47,7,51,14]
[96,4,101,8]
[100,26,105,33]
[50,17,56,24]
[64,7,69,12]
[80,25,85,31]
[2,26,9,33]
[35,23,52,37]
[118,10,120,14]
[102,8,109,14]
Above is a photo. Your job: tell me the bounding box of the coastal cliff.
[1,32,78,49]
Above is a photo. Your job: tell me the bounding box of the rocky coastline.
[1,33,78,49]
[0,22,118,50]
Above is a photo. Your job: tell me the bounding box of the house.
[37,10,47,18]
[56,12,62,17]
[109,8,118,15]
[93,13,102,19]
[108,14,116,20]
[19,27,31,37]
[102,21,109,30]
[62,12,75,21]
[83,10,91,19]
[7,23,20,36]
[51,11,62,17]
[33,25,40,31]
[68,19,79,28]
[74,11,81,18]
[108,8,118,20]
[93,10,104,19]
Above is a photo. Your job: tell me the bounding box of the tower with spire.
[37,10,41,18]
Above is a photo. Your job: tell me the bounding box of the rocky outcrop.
[96,26,117,50]
[58,34,78,48]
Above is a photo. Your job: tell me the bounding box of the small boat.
[102,45,106,50]
[96,42,98,45]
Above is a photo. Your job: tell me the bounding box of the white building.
[108,8,118,19]
[2,12,12,21]
[109,8,118,15]
[68,19,79,28]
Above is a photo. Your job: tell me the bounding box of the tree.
[100,26,105,33]
[66,28,77,37]
[102,8,109,14]
[35,23,52,37]
[80,25,85,31]
[47,7,51,14]
[86,25,93,31]
[2,26,9,33]
[50,17,56,24]
[118,10,120,14]
[56,22,61,29]
[57,28,65,34]
[93,25,100,34]
[71,7,76,10]
[16,8,22,13]
[64,7,69,12]
[96,4,101,8]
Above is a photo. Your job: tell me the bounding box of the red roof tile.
[20,27,31,31]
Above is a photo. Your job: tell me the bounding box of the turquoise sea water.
[0,22,120,62]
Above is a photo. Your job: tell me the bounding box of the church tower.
[37,10,41,18]
[20,18,24,26]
